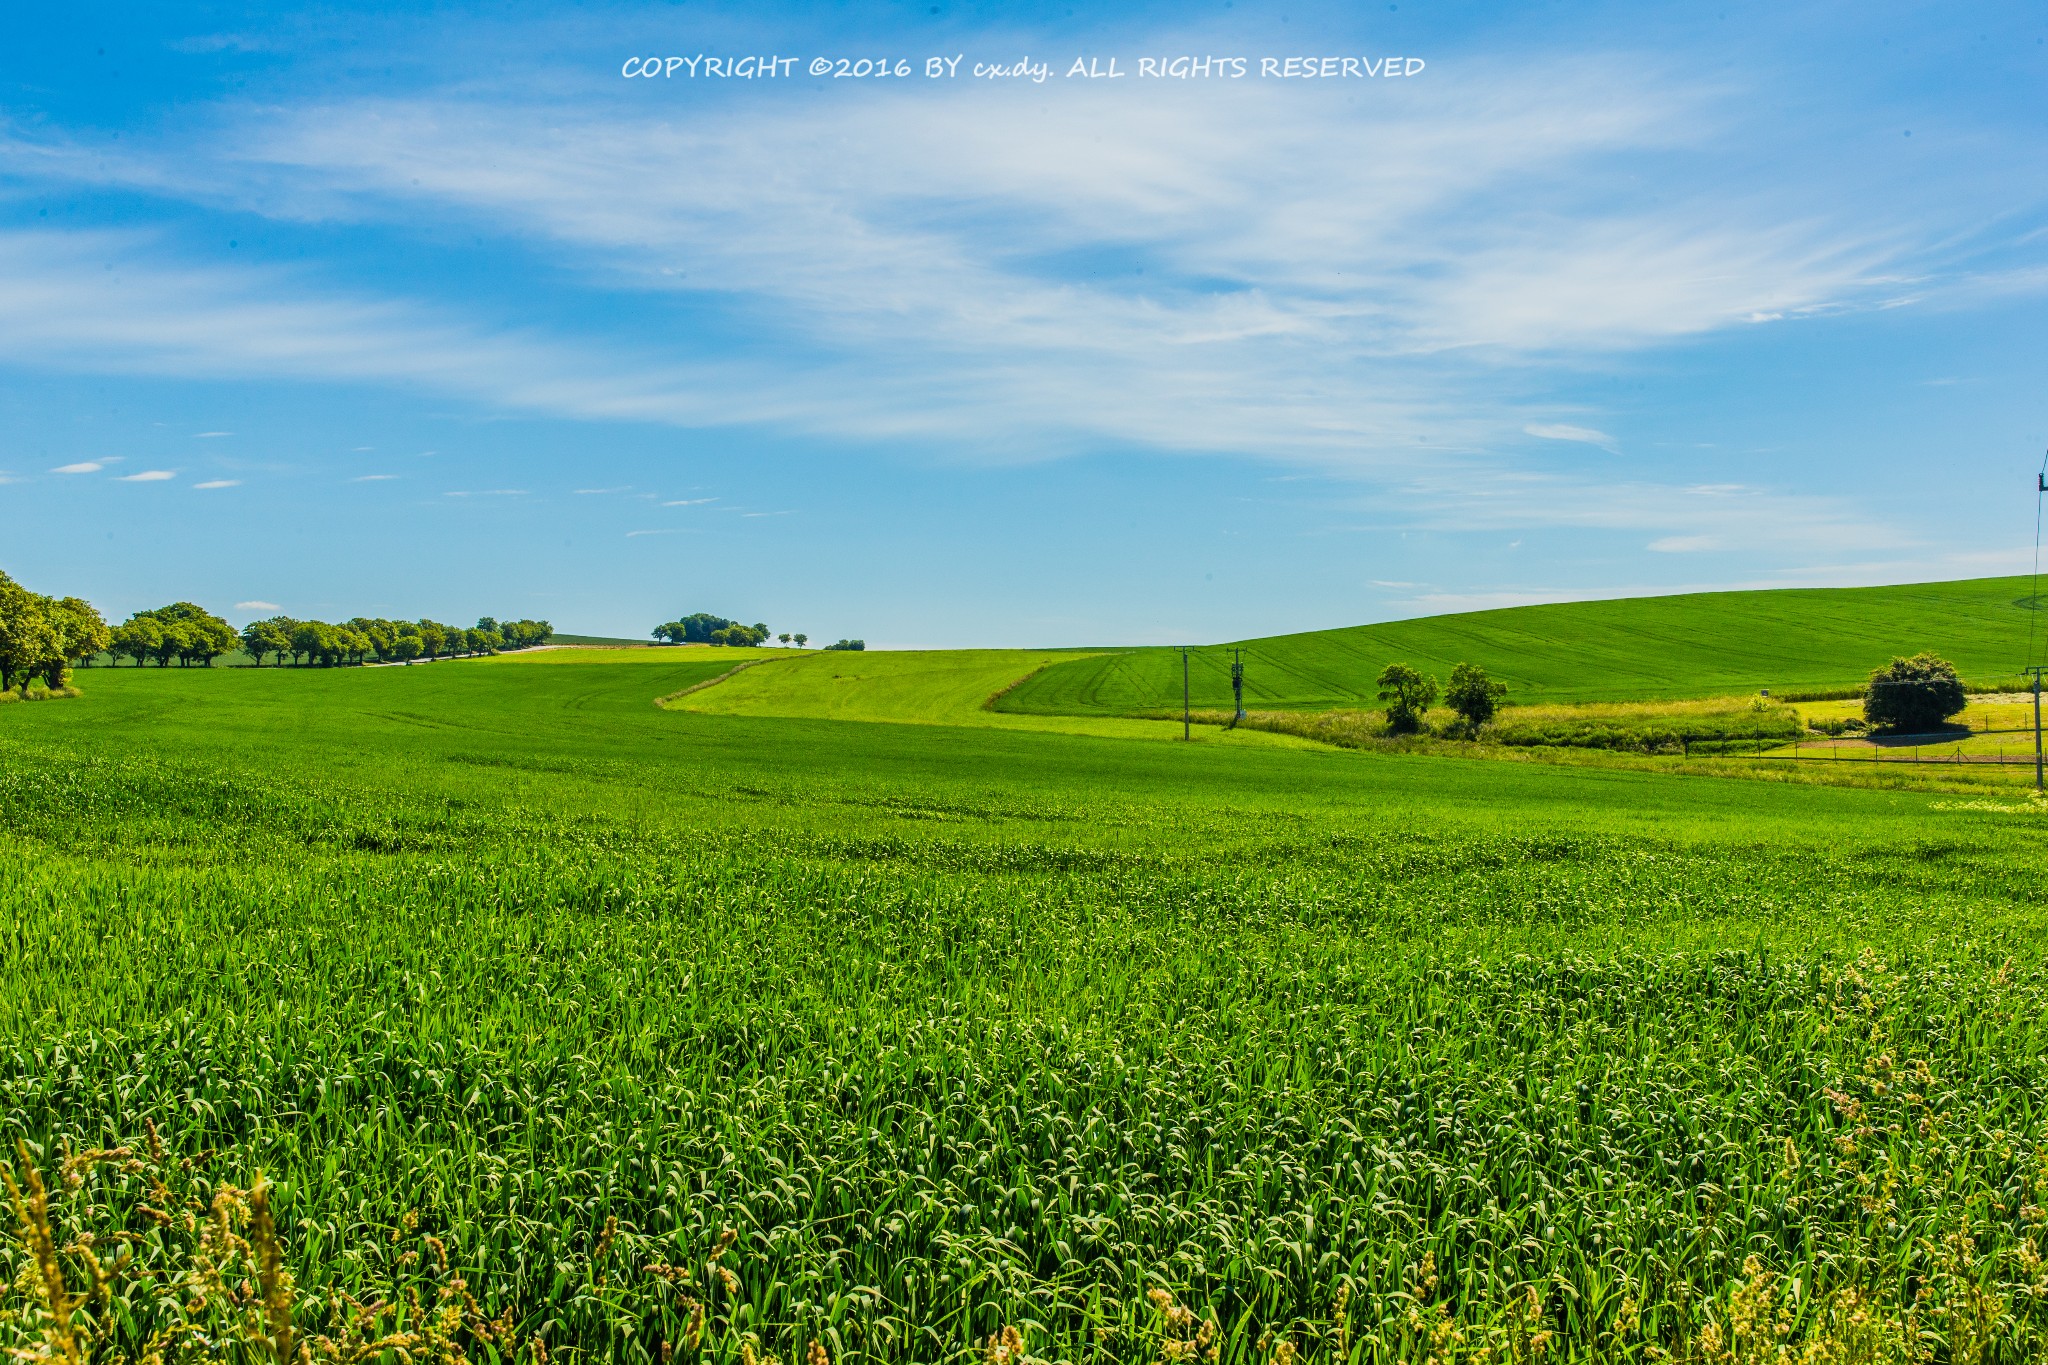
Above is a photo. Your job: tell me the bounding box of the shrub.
[1863,653,1966,734]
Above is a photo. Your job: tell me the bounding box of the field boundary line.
[653,655,792,708]
[981,655,1103,713]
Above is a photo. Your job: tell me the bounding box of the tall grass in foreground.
[9,668,2048,1360]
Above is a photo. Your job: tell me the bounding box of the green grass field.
[668,648,1312,746]
[1002,575,2040,714]
[7,652,2048,1362]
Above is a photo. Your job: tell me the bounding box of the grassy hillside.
[548,632,656,646]
[669,647,1310,745]
[1002,575,2040,714]
[7,658,2048,1359]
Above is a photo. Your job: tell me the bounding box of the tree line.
[234,615,552,667]
[94,602,552,668]
[0,571,111,695]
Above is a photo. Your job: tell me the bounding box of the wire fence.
[1737,723,2042,766]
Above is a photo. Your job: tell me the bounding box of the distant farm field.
[1001,575,2039,714]
[668,647,1313,745]
[8,652,2048,1362]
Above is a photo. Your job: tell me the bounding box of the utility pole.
[1181,646,1191,741]
[1230,648,1245,728]
[2029,665,2045,792]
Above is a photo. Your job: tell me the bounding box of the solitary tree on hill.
[1863,653,1966,733]
[1445,662,1508,728]
[1376,662,1438,734]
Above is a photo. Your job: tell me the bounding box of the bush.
[1863,653,1966,734]
[824,639,866,652]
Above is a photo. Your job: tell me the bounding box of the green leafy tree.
[1376,662,1438,734]
[1444,662,1508,728]
[348,618,397,662]
[778,633,791,645]
[793,633,807,648]
[389,631,423,663]
[0,573,58,694]
[50,596,110,680]
[1864,653,1967,733]
[417,621,448,660]
[130,603,237,667]
[149,620,190,667]
[241,617,293,666]
[654,613,759,645]
[823,639,866,652]
[505,619,551,649]
[289,620,326,667]
[110,616,162,667]
[710,623,768,647]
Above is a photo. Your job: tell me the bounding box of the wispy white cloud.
[193,430,232,437]
[116,469,176,482]
[443,488,525,497]
[662,497,715,506]
[51,460,107,473]
[170,33,276,55]
[235,599,281,611]
[192,478,241,488]
[350,473,397,481]
[1524,422,1619,452]
[0,42,2032,557]
[1393,467,1901,557]
[574,485,629,494]
[1648,534,1720,552]
[0,60,1963,462]
[626,527,694,537]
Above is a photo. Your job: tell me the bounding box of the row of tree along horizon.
[106,605,552,667]
[2,576,555,685]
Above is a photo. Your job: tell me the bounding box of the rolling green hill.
[1001,575,2041,714]
[666,646,1307,745]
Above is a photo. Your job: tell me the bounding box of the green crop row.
[5,662,2048,1362]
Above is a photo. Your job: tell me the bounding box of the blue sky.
[2,0,2044,646]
